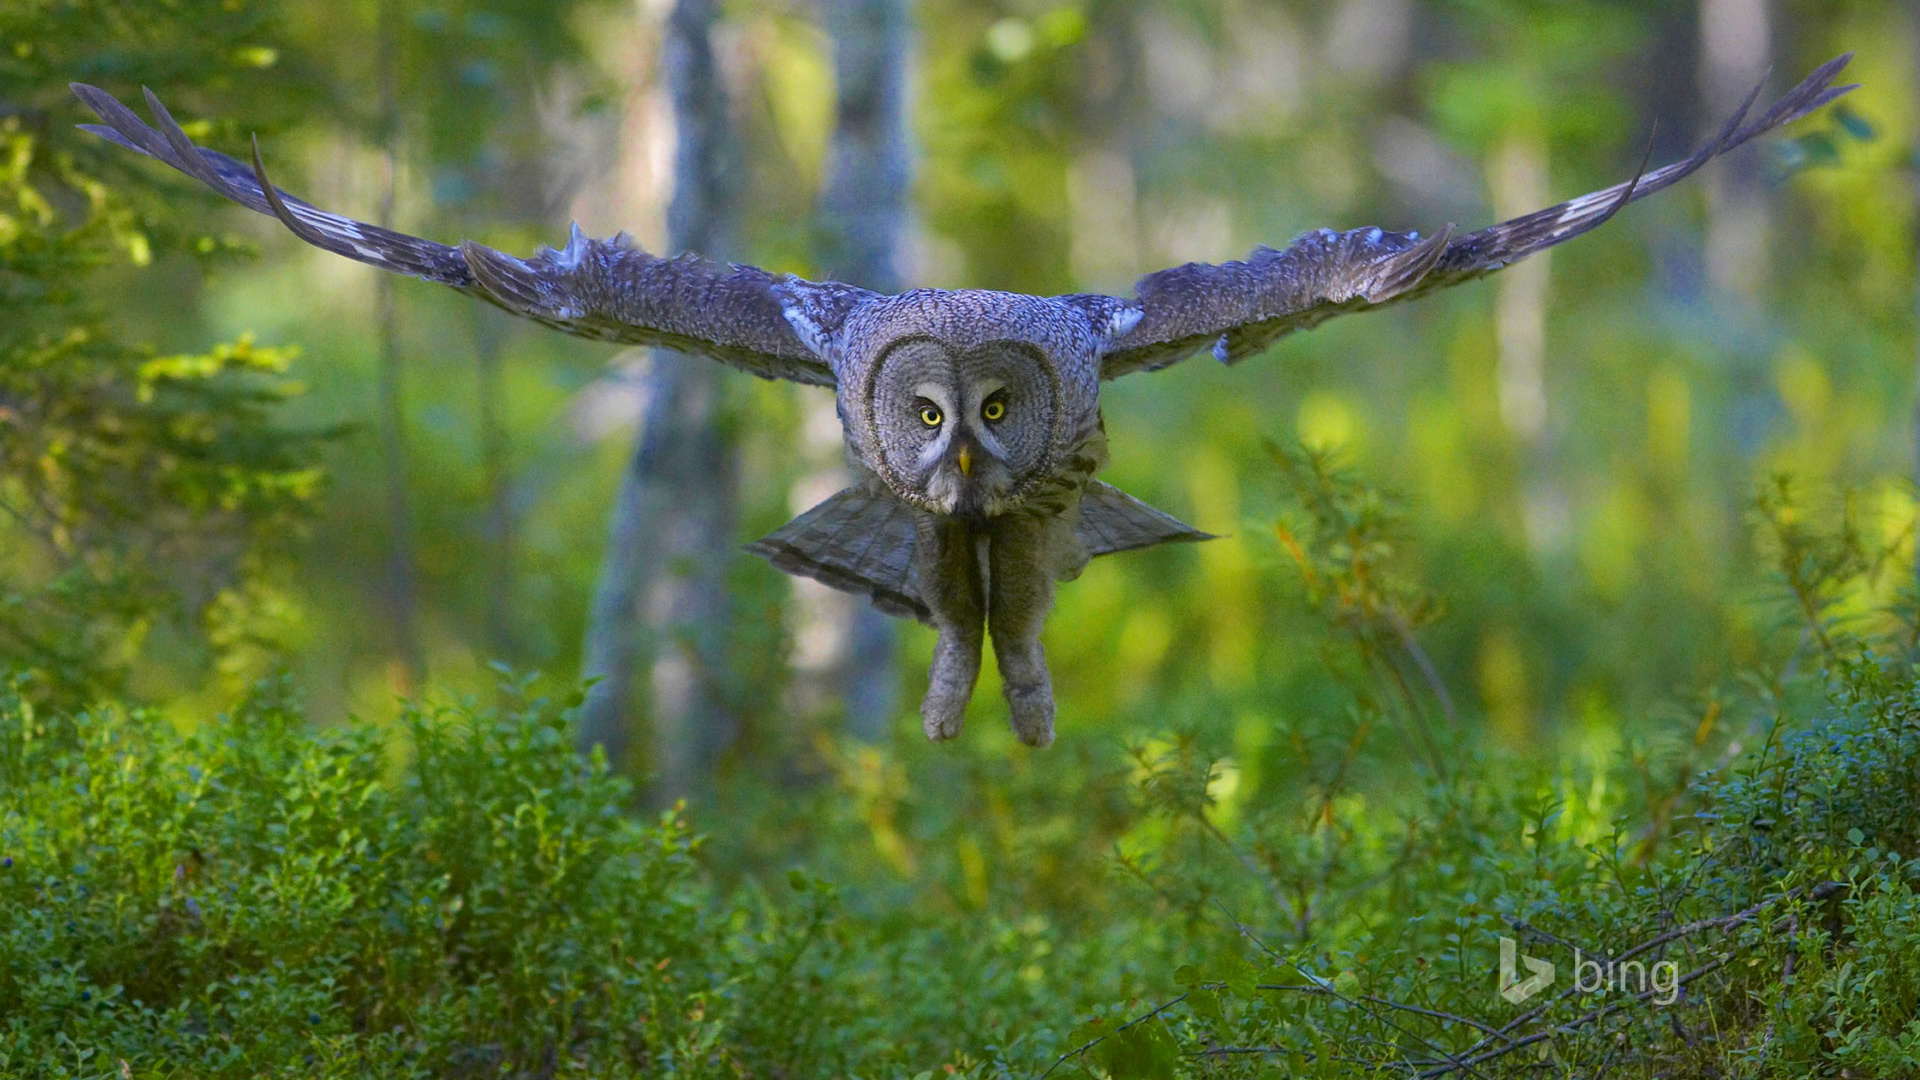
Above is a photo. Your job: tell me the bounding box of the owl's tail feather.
[747,484,933,624]
[748,480,1212,625]
[1075,481,1216,558]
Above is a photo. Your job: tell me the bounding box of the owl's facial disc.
[871,339,1055,517]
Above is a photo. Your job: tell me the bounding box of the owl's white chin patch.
[920,465,1017,519]
[923,469,965,514]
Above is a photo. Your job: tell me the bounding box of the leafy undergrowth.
[7,463,1920,1079]
[0,679,844,1079]
[1058,653,1920,1080]
[3,657,1919,1078]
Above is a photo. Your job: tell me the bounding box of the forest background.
[3,0,1920,1076]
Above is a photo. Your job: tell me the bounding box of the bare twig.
[1611,880,1838,969]
[1198,814,1302,931]
[1424,882,1842,1077]
[1216,901,1484,1079]
[1389,610,1457,727]
[1415,956,1732,1078]
[1506,918,1610,968]
[1194,1039,1415,1070]
[1035,993,1189,1080]
[1256,983,1515,1044]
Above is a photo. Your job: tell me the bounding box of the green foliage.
[0,0,325,704]
[1268,443,1453,771]
[0,678,860,1078]
[8,508,1920,1076]
[1089,654,1920,1078]
[678,457,1920,1079]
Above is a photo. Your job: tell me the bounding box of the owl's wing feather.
[1087,53,1855,380]
[71,84,870,387]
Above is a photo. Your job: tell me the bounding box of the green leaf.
[1225,956,1259,999]
[1187,986,1225,1026]
[1094,1020,1179,1079]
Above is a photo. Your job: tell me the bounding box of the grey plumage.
[745,479,1208,624]
[747,479,929,623]
[70,53,1855,745]
[1076,51,1857,379]
[1075,482,1215,558]
[67,84,873,386]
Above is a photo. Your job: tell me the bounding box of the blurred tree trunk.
[1066,0,1145,295]
[375,0,423,690]
[1486,129,1566,569]
[786,0,911,739]
[1488,133,1551,450]
[472,305,515,662]
[1697,0,1774,478]
[1698,0,1773,301]
[578,0,739,791]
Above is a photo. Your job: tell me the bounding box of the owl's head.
[865,333,1058,518]
[785,289,1133,518]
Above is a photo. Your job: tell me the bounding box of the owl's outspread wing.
[1082,53,1856,381]
[70,84,872,387]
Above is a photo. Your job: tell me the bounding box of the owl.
[71,54,1852,747]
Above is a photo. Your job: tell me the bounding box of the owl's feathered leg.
[986,510,1068,748]
[914,514,986,741]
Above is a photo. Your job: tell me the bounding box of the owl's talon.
[1003,676,1055,748]
[921,629,981,742]
[920,686,969,741]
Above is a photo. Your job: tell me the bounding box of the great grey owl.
[71,54,1853,747]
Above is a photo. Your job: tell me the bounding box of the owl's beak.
[942,432,998,519]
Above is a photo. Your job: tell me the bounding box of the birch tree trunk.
[1486,130,1569,564]
[788,0,911,739]
[578,0,739,792]
[1698,0,1773,301]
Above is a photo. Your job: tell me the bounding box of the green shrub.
[1011,469,1920,1079]
[8,462,1920,1080]
[1,0,328,706]
[6,655,1920,1079]
[0,678,845,1079]
[1056,652,1920,1080]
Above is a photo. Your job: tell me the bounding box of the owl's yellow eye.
[982,399,1006,422]
[919,404,943,427]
